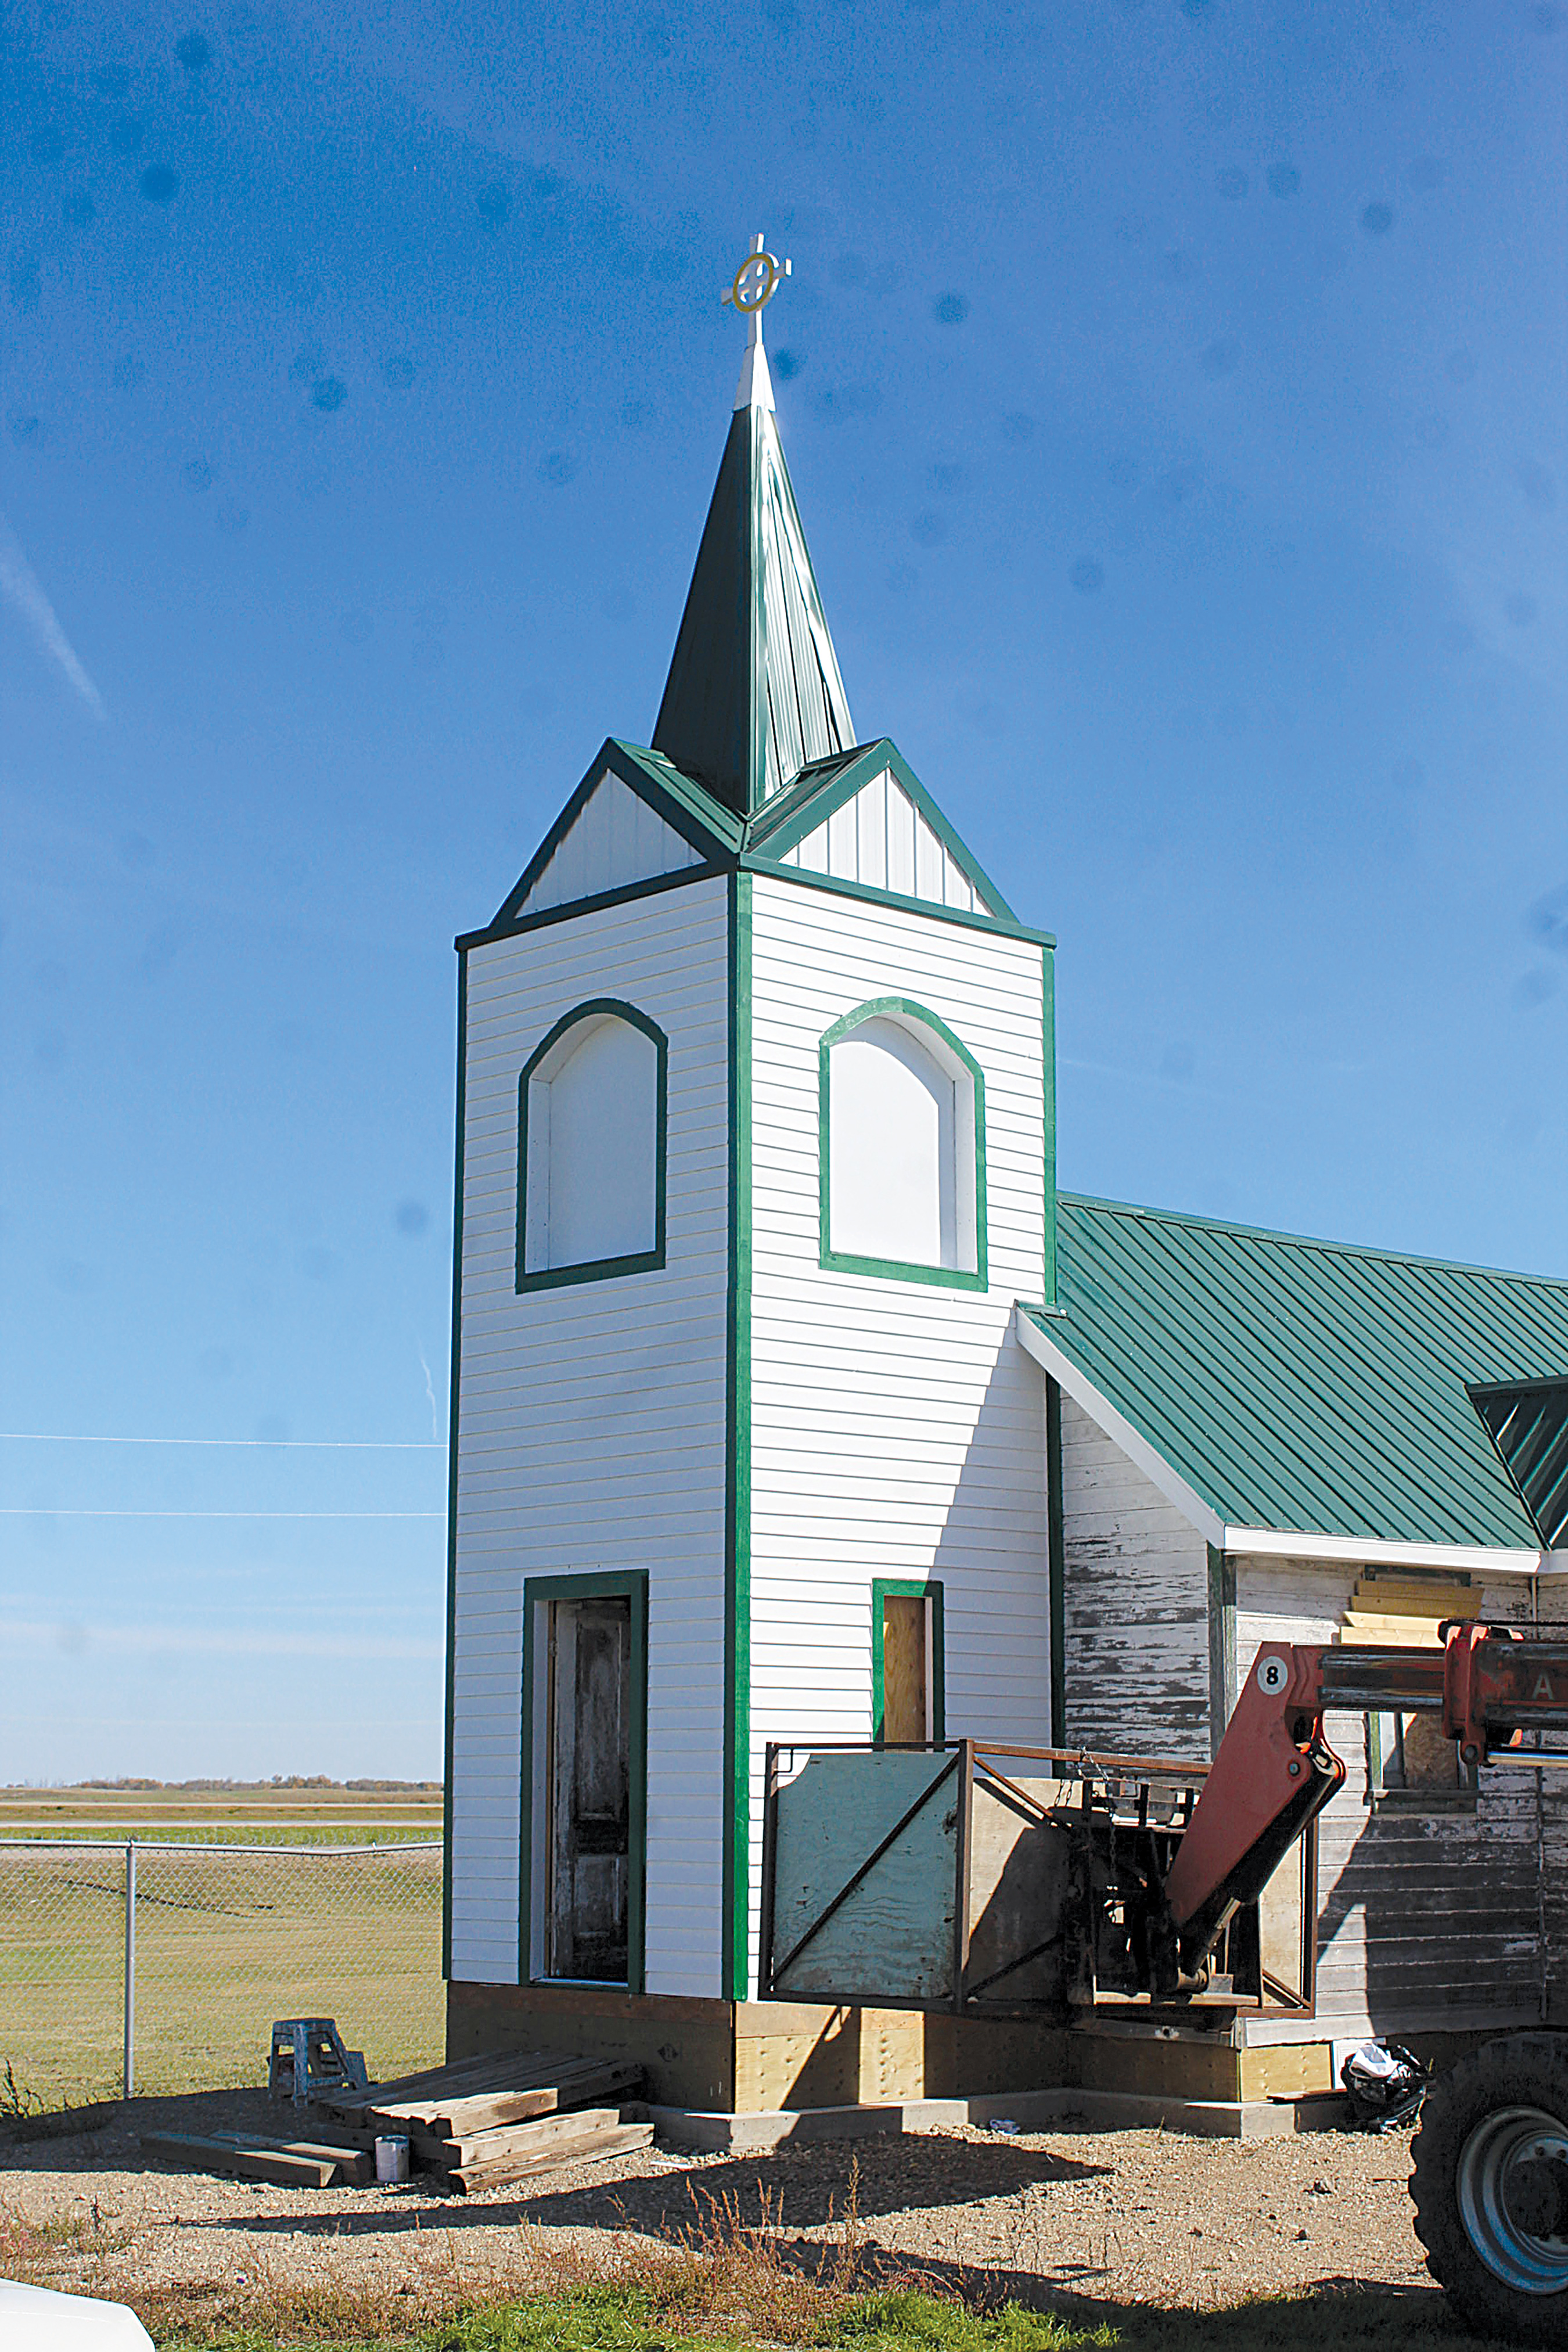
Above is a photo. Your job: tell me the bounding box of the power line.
[0,1434,443,1449]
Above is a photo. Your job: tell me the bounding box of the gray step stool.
[267,2017,368,2105]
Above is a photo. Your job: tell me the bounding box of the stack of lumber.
[311,2047,650,2193]
[141,2127,372,2186]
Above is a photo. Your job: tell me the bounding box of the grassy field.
[0,1789,444,2107]
[0,1778,443,1844]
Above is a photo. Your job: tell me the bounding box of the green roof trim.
[1024,1196,1568,1550]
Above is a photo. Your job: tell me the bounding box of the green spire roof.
[652,343,855,818]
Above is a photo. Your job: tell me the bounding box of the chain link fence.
[0,1839,444,2110]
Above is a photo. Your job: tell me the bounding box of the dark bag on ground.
[1340,2038,1427,2130]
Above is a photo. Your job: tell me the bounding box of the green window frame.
[871,1576,946,1745]
[818,997,987,1290]
[518,1568,649,1993]
[515,998,668,1293]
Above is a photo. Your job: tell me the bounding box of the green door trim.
[871,1577,947,1745]
[517,1567,649,1995]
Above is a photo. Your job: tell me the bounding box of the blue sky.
[2,0,1563,1781]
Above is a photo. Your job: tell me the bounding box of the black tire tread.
[1411,2031,1568,2346]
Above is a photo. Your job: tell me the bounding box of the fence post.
[123,1840,136,2103]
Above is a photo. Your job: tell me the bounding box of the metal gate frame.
[758,1737,1318,2018]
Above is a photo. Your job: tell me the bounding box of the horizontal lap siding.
[1059,1399,1211,1763]
[1235,1557,1549,2033]
[452,880,729,1995]
[747,877,1050,1995]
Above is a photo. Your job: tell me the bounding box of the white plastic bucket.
[375,2134,410,2184]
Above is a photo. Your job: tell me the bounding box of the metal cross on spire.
[722,232,791,412]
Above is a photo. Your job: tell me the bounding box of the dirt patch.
[0,2087,1427,2330]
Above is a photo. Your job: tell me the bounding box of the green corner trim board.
[1024,1196,1568,1552]
[724,869,753,2000]
[817,997,989,1293]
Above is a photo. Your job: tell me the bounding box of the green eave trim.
[744,738,1021,927]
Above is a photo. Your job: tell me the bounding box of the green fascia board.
[487,739,742,932]
[441,948,467,1981]
[1027,1195,1568,1549]
[743,738,1021,926]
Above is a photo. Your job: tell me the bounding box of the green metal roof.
[652,394,855,815]
[1026,1197,1568,1549]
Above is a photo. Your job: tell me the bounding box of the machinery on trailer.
[762,1623,1568,2343]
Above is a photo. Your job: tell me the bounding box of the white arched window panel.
[518,1005,667,1287]
[821,1005,986,1288]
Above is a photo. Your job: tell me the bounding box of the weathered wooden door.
[545,1597,631,1981]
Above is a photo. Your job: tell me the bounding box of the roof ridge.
[1058,1191,1568,1293]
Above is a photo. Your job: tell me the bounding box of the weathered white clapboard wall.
[1234,1558,1547,2040]
[747,874,1051,1995]
[519,772,700,916]
[1058,1396,1212,1763]
[450,877,729,1995]
[778,767,991,916]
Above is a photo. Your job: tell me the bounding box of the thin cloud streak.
[0,508,105,718]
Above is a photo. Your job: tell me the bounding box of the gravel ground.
[0,2087,1429,2318]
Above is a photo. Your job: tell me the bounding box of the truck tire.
[1412,2033,1568,2344]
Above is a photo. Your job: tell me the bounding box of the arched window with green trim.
[516,1000,668,1291]
[818,998,986,1290]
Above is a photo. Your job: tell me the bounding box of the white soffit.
[781,768,991,917]
[521,773,700,915]
[1013,1306,1553,1578]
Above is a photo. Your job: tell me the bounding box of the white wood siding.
[746,874,1051,1994]
[1235,1556,1551,2037]
[1059,1395,1212,1763]
[780,768,991,915]
[519,774,699,916]
[451,877,728,1994]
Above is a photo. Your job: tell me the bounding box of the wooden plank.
[141,2132,336,2188]
[229,2134,376,2186]
[447,2120,653,2195]
[417,2103,627,2169]
[365,2059,642,2137]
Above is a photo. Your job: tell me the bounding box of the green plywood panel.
[1028,1197,1568,1549]
[770,1752,957,2004]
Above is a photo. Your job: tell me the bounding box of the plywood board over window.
[872,1580,945,1745]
